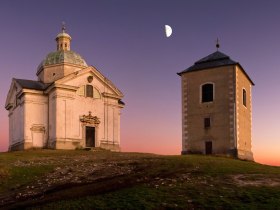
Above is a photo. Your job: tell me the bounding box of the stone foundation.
[9,141,33,151]
[54,140,81,150]
[9,139,120,153]
[237,149,254,161]
[181,150,202,155]
[182,148,254,161]
[100,142,120,152]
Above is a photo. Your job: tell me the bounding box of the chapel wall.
[63,64,83,77]
[9,102,24,148]
[63,72,121,147]
[48,90,56,146]
[23,93,48,148]
[38,64,84,83]
[71,92,105,144]
[38,65,65,83]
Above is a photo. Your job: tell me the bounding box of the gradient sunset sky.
[0,0,279,166]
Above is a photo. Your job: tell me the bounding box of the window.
[86,85,93,97]
[243,89,247,107]
[204,118,211,128]
[202,83,213,102]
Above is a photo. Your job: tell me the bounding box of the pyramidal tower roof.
[178,50,254,85]
[179,51,238,73]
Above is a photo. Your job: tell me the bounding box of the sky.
[0,0,279,166]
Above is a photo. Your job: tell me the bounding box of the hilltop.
[0,150,279,209]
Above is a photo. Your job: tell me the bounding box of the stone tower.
[178,49,254,160]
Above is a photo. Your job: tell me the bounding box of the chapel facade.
[178,48,254,160]
[5,27,125,151]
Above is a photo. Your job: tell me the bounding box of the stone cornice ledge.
[45,83,79,94]
[102,92,122,100]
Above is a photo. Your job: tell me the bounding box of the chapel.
[178,44,254,160]
[5,26,125,151]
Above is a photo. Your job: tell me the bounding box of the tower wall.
[235,66,253,160]
[181,64,253,160]
[181,66,234,155]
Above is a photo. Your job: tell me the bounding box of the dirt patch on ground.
[0,160,136,208]
[0,153,161,209]
[231,174,280,186]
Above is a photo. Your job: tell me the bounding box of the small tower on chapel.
[56,23,71,51]
[178,42,254,160]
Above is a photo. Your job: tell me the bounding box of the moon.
[165,25,172,37]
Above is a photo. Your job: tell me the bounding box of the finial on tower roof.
[216,38,220,51]
[62,21,66,33]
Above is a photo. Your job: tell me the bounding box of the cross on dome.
[62,21,66,33]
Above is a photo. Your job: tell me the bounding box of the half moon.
[165,25,172,37]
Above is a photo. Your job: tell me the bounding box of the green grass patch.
[0,165,54,193]
[30,184,280,210]
[0,150,279,209]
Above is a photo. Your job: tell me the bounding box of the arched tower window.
[201,83,214,102]
[86,85,93,98]
[243,89,247,107]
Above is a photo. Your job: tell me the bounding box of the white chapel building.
[5,27,125,151]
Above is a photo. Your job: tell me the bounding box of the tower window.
[65,43,67,48]
[86,85,93,98]
[202,83,213,102]
[243,89,247,107]
[204,117,211,128]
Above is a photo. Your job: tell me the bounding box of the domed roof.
[37,50,88,74]
[56,32,71,40]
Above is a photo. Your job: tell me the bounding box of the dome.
[56,32,71,40]
[37,50,88,74]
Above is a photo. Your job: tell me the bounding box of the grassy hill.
[0,149,279,210]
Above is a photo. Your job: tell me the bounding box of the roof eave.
[177,63,255,86]
[236,63,255,86]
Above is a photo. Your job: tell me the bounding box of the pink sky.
[0,1,280,167]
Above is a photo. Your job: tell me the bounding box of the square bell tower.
[178,47,254,161]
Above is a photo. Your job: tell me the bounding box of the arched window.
[243,89,247,107]
[202,83,213,102]
[86,85,93,98]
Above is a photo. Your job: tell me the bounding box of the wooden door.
[86,127,95,147]
[205,141,212,155]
